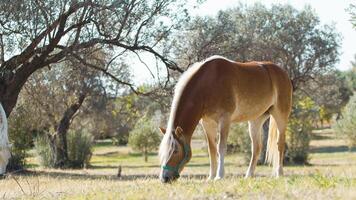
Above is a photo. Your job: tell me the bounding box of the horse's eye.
[173,149,178,154]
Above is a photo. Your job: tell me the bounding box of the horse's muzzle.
[160,175,178,183]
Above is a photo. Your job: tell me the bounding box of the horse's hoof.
[206,176,215,182]
[214,176,223,181]
[244,174,253,179]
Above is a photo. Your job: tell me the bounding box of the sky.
[132,0,356,83]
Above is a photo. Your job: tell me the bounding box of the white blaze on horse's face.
[159,127,189,183]
[160,139,185,182]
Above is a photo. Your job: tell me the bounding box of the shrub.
[34,135,55,168]
[333,93,356,150]
[7,106,33,170]
[285,97,315,164]
[67,130,93,168]
[128,116,160,162]
[227,122,250,161]
[34,130,93,168]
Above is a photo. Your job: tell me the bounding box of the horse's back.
[197,58,291,122]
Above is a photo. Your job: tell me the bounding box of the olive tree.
[0,0,189,118]
[128,116,160,162]
[171,4,340,90]
[333,93,356,150]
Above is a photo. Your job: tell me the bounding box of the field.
[1,129,356,200]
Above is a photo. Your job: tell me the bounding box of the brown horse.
[158,56,292,183]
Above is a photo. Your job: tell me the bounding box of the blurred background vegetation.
[1,0,355,171]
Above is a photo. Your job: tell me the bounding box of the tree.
[171,4,340,91]
[344,55,356,92]
[303,71,352,124]
[333,93,356,150]
[349,4,356,28]
[0,0,189,117]
[128,116,160,162]
[16,49,117,167]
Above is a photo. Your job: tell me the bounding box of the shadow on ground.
[310,145,356,153]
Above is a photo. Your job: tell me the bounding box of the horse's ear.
[159,127,166,135]
[175,126,183,138]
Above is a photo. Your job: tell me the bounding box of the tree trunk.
[53,93,86,168]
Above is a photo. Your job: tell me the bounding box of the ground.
[1,129,356,199]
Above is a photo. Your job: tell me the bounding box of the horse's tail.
[265,116,279,169]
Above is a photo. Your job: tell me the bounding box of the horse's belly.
[230,95,273,122]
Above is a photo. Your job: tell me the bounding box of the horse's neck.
[174,99,202,143]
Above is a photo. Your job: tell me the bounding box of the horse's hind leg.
[215,113,231,180]
[201,118,218,180]
[245,114,269,178]
[270,108,289,177]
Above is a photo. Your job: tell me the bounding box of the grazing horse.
[158,55,292,183]
[0,103,10,176]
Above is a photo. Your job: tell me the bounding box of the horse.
[0,103,10,177]
[158,55,292,183]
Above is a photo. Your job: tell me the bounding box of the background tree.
[0,0,189,117]
[349,4,356,28]
[343,55,356,92]
[171,4,340,91]
[303,71,352,125]
[15,49,121,167]
[333,93,356,150]
[128,116,161,162]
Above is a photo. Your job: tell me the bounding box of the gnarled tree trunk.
[53,93,86,168]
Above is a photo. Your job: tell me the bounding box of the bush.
[34,130,93,168]
[333,93,356,150]
[34,135,55,168]
[7,106,33,170]
[227,122,250,161]
[67,130,93,168]
[128,116,160,162]
[285,97,315,164]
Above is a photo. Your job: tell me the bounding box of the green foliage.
[227,123,250,160]
[34,135,55,168]
[34,131,93,168]
[333,93,356,150]
[7,106,33,170]
[349,4,356,28]
[173,4,340,91]
[128,116,161,162]
[286,96,316,164]
[67,130,93,168]
[346,56,356,92]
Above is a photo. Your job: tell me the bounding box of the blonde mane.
[159,55,233,165]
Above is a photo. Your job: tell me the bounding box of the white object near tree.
[0,103,11,175]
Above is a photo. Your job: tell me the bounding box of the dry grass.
[1,129,356,199]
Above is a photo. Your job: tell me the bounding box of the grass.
[1,129,356,199]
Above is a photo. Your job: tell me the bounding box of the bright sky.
[132,0,355,83]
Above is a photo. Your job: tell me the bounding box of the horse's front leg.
[201,119,218,180]
[215,114,231,180]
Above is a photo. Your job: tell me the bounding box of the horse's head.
[159,126,191,183]
[0,145,11,176]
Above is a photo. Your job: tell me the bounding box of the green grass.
[1,129,356,199]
